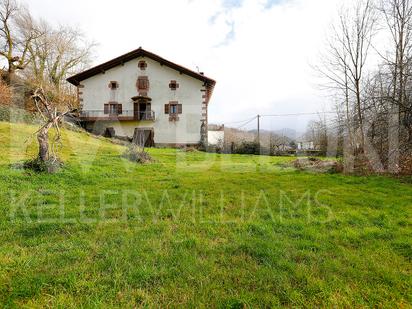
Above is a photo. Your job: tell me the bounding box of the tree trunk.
[5,65,15,85]
[355,78,365,152]
[37,122,52,162]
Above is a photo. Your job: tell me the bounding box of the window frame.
[108,81,119,90]
[169,103,178,114]
[104,102,122,115]
[169,80,179,90]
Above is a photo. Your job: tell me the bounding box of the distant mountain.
[247,128,302,140]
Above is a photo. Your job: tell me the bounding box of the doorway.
[132,128,154,147]
[134,102,152,120]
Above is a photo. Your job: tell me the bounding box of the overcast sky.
[28,0,342,132]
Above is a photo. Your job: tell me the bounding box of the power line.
[260,111,336,117]
[235,116,257,130]
[223,111,336,126]
[224,116,258,125]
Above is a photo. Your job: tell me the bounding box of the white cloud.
[27,0,342,131]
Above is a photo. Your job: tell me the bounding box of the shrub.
[0,80,11,106]
[399,154,412,175]
[234,141,260,155]
[122,144,153,164]
[0,105,42,124]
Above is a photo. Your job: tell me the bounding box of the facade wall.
[80,57,205,145]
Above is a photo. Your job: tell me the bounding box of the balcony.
[79,110,155,121]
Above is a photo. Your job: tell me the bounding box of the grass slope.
[0,121,411,307]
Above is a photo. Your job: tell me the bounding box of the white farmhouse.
[67,47,216,147]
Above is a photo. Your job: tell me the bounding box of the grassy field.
[0,121,411,307]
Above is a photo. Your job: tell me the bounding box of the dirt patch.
[293,157,343,174]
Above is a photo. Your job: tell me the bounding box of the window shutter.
[138,76,149,90]
[118,104,122,114]
[164,104,169,114]
[177,104,182,114]
[104,104,109,114]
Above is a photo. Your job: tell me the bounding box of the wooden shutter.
[177,104,182,114]
[117,104,122,114]
[164,104,169,114]
[104,104,109,114]
[138,76,149,90]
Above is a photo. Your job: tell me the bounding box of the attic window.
[169,80,179,90]
[138,60,147,70]
[109,81,119,89]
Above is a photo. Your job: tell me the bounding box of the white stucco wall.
[208,130,224,146]
[80,57,205,144]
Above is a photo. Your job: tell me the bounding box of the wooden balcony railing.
[79,110,155,121]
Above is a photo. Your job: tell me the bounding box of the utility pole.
[257,114,260,146]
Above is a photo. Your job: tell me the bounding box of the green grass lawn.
[0,121,411,307]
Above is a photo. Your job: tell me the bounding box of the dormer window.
[169,80,179,90]
[109,81,119,89]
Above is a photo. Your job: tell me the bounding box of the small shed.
[208,124,224,146]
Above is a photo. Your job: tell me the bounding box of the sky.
[27,0,342,132]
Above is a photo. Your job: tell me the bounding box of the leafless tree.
[0,0,40,84]
[376,0,412,172]
[26,21,94,91]
[317,0,377,153]
[31,87,76,171]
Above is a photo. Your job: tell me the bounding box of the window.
[104,103,122,115]
[108,81,119,89]
[109,104,117,114]
[170,104,178,114]
[169,80,179,90]
[138,60,147,70]
[137,76,149,90]
[165,101,182,121]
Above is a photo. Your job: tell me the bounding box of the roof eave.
[66,48,216,88]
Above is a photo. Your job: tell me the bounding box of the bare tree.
[26,21,94,91]
[318,0,377,153]
[31,87,76,172]
[0,0,39,84]
[377,0,412,172]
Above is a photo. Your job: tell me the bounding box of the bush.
[399,154,412,175]
[0,80,11,106]
[122,144,153,164]
[0,105,42,124]
[233,141,260,155]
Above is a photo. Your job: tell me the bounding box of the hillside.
[0,121,411,307]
